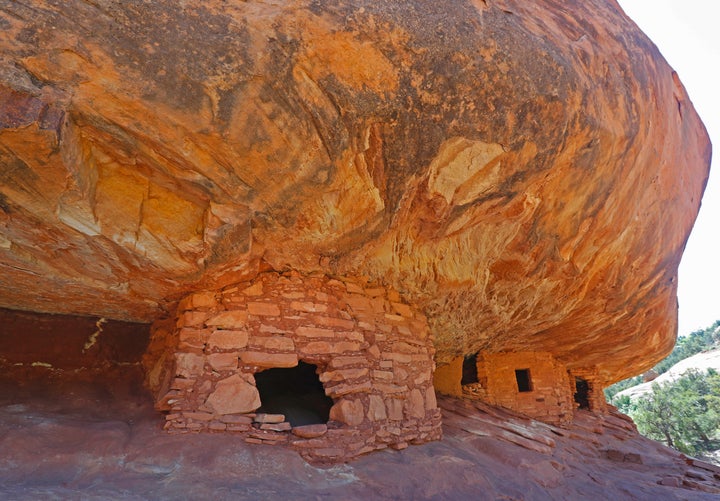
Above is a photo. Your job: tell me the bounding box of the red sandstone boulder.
[206,375,261,415]
[0,0,711,385]
[330,399,366,427]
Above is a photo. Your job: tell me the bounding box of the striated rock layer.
[1,373,719,499]
[0,1,711,384]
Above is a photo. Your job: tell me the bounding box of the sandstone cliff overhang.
[0,0,711,385]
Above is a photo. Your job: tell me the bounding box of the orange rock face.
[0,1,710,384]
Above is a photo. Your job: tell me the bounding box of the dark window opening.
[515,369,532,392]
[574,377,590,410]
[254,361,334,427]
[461,353,479,385]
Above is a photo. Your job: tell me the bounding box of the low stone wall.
[432,356,463,397]
[0,307,150,382]
[143,271,441,461]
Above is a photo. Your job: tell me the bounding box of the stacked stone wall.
[569,366,609,414]
[432,356,463,397]
[477,352,575,426]
[143,271,442,461]
[432,352,610,426]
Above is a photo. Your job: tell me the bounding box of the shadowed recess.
[254,361,334,426]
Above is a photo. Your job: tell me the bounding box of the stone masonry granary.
[434,352,608,426]
[143,271,441,461]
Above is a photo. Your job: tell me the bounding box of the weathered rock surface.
[2,313,719,497]
[0,1,711,384]
[0,307,149,377]
[1,372,719,500]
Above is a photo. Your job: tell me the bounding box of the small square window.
[515,369,532,392]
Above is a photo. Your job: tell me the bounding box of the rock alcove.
[0,0,712,465]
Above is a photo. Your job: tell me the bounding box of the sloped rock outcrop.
[1,373,719,499]
[3,312,719,496]
[0,0,711,388]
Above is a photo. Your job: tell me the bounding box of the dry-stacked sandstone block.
[143,271,441,461]
[432,352,609,426]
[568,366,609,415]
[477,352,575,425]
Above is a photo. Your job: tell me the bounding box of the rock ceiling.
[0,0,710,383]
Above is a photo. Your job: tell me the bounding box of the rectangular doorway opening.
[574,377,591,410]
[461,353,479,385]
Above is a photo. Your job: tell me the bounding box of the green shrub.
[630,369,720,456]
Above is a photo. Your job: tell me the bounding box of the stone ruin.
[143,269,612,460]
[143,271,441,462]
[434,351,608,426]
